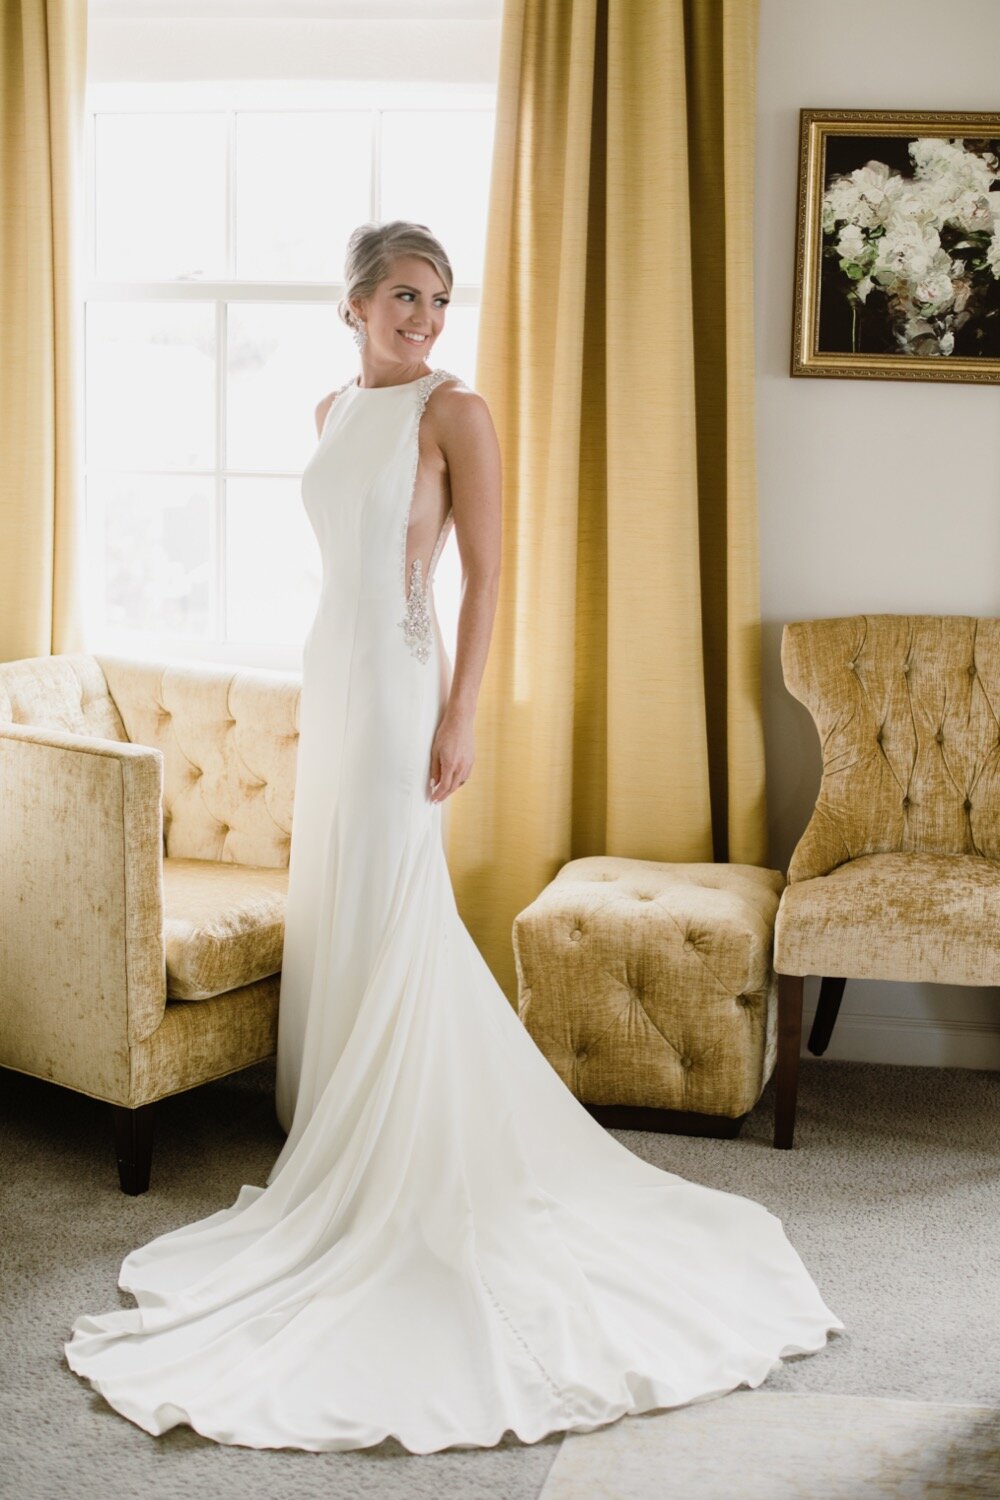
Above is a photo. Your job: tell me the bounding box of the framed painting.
[791,109,1000,382]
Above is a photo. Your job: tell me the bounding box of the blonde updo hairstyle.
[337,221,453,337]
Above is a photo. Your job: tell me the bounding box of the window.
[83,79,496,668]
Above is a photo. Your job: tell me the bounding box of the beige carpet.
[540,1391,1000,1499]
[0,1057,997,1499]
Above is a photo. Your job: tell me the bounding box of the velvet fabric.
[512,855,783,1119]
[0,652,299,1109]
[445,0,768,1004]
[775,615,1000,983]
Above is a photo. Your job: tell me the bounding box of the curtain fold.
[446,0,766,1001]
[0,0,89,663]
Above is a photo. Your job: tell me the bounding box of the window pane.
[91,474,213,636]
[226,477,320,645]
[380,110,495,284]
[95,113,228,281]
[85,92,493,661]
[235,111,372,281]
[227,303,345,473]
[86,301,216,471]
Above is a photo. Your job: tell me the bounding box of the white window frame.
[83,78,495,671]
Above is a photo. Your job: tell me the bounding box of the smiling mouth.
[398,331,429,344]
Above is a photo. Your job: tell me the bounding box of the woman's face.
[352,255,450,367]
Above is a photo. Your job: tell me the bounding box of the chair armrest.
[0,724,166,1103]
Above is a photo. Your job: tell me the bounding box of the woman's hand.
[429,707,475,802]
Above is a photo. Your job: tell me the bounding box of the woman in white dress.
[65,220,842,1454]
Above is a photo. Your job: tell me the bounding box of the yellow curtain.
[0,0,89,662]
[446,0,766,1001]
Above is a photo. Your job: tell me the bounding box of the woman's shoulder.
[425,370,489,418]
[314,376,356,437]
[424,371,497,452]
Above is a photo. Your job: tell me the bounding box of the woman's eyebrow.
[390,284,448,294]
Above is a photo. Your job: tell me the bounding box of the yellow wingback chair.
[0,653,300,1192]
[772,614,1000,1147]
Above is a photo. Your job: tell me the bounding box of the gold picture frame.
[791,109,1000,383]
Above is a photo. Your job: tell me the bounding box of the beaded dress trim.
[397,369,461,663]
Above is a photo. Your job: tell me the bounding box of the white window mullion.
[372,105,382,220]
[216,297,228,647]
[216,109,237,646]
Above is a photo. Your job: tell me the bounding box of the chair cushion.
[163,857,288,1000]
[774,851,1000,985]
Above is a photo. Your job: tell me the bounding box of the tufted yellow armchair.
[772,614,1000,1147]
[0,653,300,1193]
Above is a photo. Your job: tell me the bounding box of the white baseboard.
[801,1005,1000,1069]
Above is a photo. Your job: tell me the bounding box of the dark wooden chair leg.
[112,1102,155,1194]
[807,975,847,1056]
[774,972,803,1149]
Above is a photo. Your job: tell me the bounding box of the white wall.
[756,0,1000,1067]
[86,0,502,85]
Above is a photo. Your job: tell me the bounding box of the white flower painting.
[820,135,1000,359]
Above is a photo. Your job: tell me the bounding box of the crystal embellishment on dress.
[397,368,461,663]
[400,557,433,663]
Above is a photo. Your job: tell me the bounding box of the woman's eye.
[397,293,449,305]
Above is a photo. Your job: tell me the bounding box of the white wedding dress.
[65,366,842,1454]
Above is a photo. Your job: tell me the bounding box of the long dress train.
[64,366,842,1454]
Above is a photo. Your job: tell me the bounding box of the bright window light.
[83,80,495,669]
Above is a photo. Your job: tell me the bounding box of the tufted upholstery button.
[935,730,944,744]
[964,798,973,811]
[969,663,977,677]
[570,928,582,940]
[902,796,911,808]
[576,1049,588,1062]
[680,1055,693,1070]
[876,730,883,745]
[219,823,229,834]
[846,660,857,671]
[902,662,910,675]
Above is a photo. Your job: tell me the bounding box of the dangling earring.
[351,315,367,352]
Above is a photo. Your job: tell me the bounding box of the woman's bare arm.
[426,387,502,800]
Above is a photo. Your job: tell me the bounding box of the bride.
[65,219,842,1455]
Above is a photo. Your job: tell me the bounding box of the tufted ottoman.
[512,855,784,1137]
